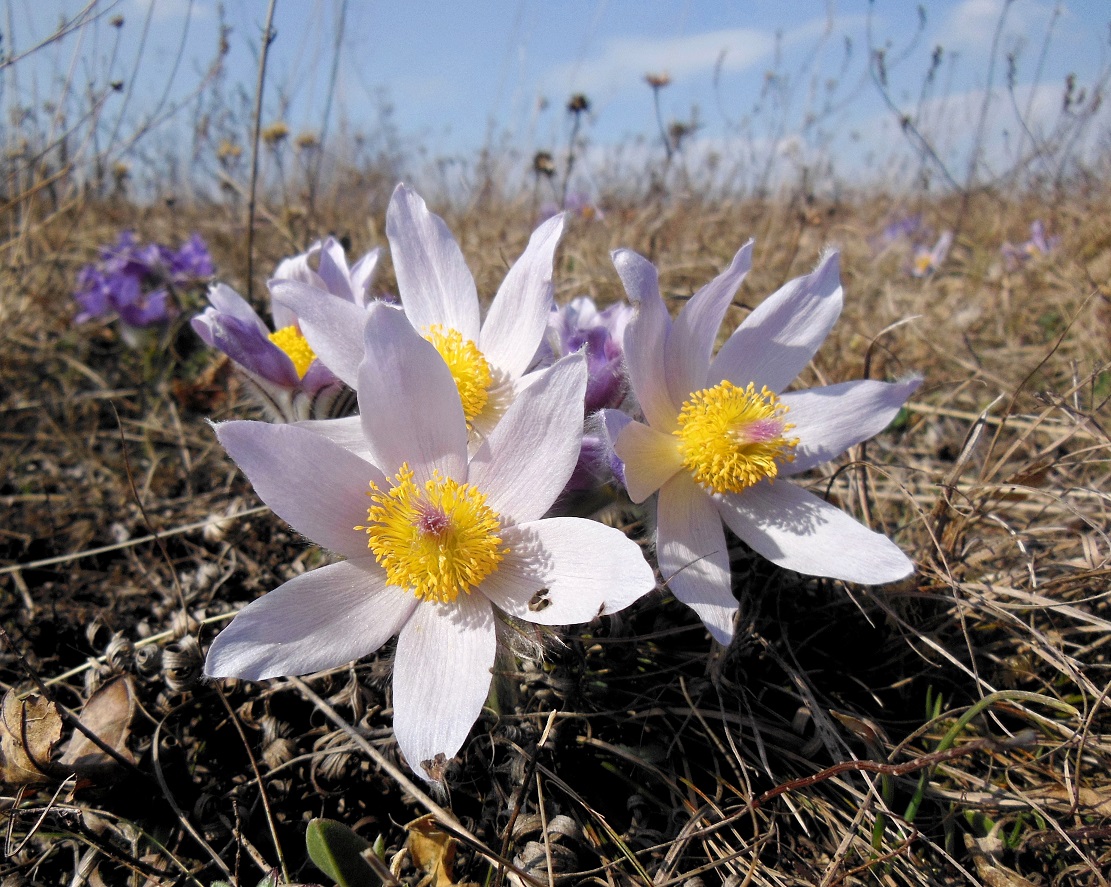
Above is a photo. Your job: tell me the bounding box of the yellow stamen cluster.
[268,325,316,379]
[675,380,799,494]
[423,325,492,425]
[356,464,506,603]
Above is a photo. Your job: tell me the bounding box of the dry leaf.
[406,813,468,887]
[962,832,1037,887]
[60,675,137,780]
[0,688,64,785]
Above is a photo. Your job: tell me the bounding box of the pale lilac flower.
[204,303,655,780]
[272,184,564,440]
[191,238,380,421]
[910,230,952,277]
[604,245,920,643]
[1002,220,1058,269]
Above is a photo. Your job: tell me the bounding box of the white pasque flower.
[605,244,920,644]
[204,302,655,780]
[270,183,564,439]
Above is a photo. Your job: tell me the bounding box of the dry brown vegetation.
[2,3,1111,882]
[2,172,1110,887]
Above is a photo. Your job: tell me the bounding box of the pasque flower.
[605,244,920,643]
[191,238,379,421]
[271,184,564,440]
[204,303,655,780]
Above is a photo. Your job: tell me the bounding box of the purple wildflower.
[872,214,923,253]
[535,296,634,493]
[73,231,214,335]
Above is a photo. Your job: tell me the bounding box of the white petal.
[710,249,842,394]
[213,420,384,559]
[293,416,376,463]
[469,352,586,524]
[665,241,752,405]
[269,280,368,388]
[480,213,564,379]
[349,248,382,306]
[482,518,655,625]
[657,475,737,644]
[716,480,915,584]
[612,248,677,431]
[358,302,469,484]
[614,420,684,504]
[387,184,481,340]
[392,594,496,781]
[204,560,416,680]
[270,245,324,329]
[600,408,632,448]
[206,283,270,334]
[317,237,356,302]
[780,377,922,476]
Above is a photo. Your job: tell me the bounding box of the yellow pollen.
[355,463,506,603]
[424,325,492,426]
[268,325,316,378]
[674,380,799,494]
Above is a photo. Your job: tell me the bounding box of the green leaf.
[305,818,382,887]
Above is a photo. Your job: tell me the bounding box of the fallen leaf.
[0,687,64,785]
[406,813,469,887]
[60,675,137,780]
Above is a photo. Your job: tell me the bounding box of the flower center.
[356,463,506,603]
[424,325,492,426]
[268,325,316,378]
[674,380,799,494]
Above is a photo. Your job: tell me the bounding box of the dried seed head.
[532,150,556,177]
[163,636,203,692]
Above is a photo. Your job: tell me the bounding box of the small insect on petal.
[528,588,552,612]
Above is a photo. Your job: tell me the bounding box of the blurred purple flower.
[872,214,923,252]
[74,231,214,331]
[910,230,953,278]
[168,233,216,280]
[191,237,380,422]
[538,191,603,224]
[1002,220,1059,269]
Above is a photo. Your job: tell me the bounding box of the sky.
[5,0,1111,192]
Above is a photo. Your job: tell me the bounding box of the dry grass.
[1,176,1110,887]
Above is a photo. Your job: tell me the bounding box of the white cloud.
[541,27,778,97]
[936,0,1057,55]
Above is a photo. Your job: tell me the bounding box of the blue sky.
[6,0,1111,189]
